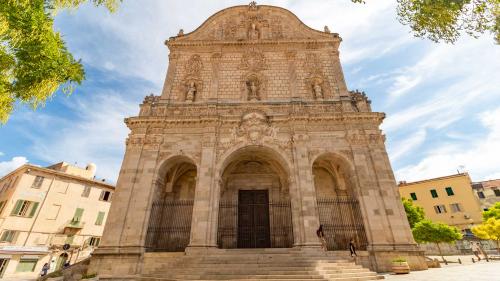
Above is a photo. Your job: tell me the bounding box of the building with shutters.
[398,173,483,232]
[88,3,427,278]
[471,178,500,211]
[0,162,114,279]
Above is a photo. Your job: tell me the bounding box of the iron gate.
[316,196,368,250]
[217,199,293,248]
[145,199,194,252]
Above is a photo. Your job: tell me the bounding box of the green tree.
[412,219,463,260]
[482,201,500,220]
[402,197,425,228]
[0,0,120,123]
[472,217,500,254]
[352,0,500,44]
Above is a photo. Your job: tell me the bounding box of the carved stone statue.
[324,25,330,33]
[186,82,196,102]
[249,23,260,40]
[313,81,323,100]
[249,1,257,10]
[247,80,259,101]
[178,29,184,36]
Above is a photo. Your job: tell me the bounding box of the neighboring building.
[472,178,500,211]
[89,3,426,279]
[398,173,483,232]
[0,162,114,279]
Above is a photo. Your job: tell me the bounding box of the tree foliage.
[0,0,120,123]
[482,202,500,220]
[402,197,426,228]
[412,219,463,259]
[352,0,500,44]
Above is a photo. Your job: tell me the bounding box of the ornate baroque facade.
[90,3,426,279]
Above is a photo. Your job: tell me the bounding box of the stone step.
[154,269,370,275]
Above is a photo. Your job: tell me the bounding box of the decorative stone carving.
[346,132,385,146]
[248,22,260,40]
[239,50,266,71]
[246,79,260,101]
[312,79,324,100]
[350,90,372,112]
[178,29,184,36]
[185,54,203,77]
[324,25,331,33]
[249,1,257,10]
[185,81,197,102]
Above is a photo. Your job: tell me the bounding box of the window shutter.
[28,202,39,218]
[11,200,23,215]
[95,212,105,225]
[73,208,84,222]
[99,191,104,200]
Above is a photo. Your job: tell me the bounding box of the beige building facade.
[472,179,500,211]
[399,173,483,231]
[90,3,426,279]
[0,162,114,279]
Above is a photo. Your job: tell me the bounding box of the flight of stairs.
[140,248,383,281]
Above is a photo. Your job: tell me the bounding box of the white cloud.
[0,152,4,156]
[395,107,500,182]
[0,157,28,177]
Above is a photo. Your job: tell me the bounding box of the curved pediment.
[168,2,339,44]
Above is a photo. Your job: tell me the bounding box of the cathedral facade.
[90,3,426,279]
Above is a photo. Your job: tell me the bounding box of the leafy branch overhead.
[0,0,120,123]
[353,0,500,44]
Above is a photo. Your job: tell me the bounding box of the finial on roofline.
[249,1,257,10]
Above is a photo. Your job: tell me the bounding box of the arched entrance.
[217,146,293,248]
[312,153,368,250]
[145,156,197,252]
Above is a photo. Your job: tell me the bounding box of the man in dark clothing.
[316,225,327,251]
[349,239,357,257]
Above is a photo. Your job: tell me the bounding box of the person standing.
[316,225,327,251]
[349,239,357,257]
[471,241,481,261]
[40,263,50,277]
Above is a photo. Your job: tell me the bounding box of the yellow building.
[398,173,483,232]
[0,162,114,279]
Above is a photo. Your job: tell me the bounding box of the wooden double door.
[237,190,271,248]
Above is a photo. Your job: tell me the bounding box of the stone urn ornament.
[391,257,410,274]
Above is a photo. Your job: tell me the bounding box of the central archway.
[217,146,294,248]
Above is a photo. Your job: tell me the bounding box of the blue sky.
[1,0,499,183]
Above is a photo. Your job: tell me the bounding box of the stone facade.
[89,3,426,278]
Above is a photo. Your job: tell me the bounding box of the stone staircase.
[140,248,383,281]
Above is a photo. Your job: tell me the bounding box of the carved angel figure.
[249,23,260,40]
[313,81,324,100]
[247,80,260,101]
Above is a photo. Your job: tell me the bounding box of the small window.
[0,230,18,243]
[89,237,101,247]
[434,205,447,214]
[430,189,438,198]
[450,203,462,213]
[445,187,454,196]
[16,259,38,272]
[11,200,39,218]
[494,189,500,197]
[477,191,485,199]
[31,176,44,189]
[410,192,417,200]
[95,211,105,226]
[82,186,91,198]
[99,191,112,202]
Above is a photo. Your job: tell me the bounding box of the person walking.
[316,225,327,251]
[349,239,357,257]
[40,263,50,277]
[471,241,481,261]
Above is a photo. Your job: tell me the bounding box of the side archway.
[145,156,197,252]
[312,152,368,250]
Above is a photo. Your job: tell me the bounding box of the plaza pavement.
[382,259,500,281]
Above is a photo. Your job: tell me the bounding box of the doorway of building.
[237,190,271,248]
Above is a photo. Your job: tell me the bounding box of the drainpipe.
[23,176,56,246]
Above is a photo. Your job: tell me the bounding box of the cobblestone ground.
[383,258,500,281]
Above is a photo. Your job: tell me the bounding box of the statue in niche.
[246,79,260,101]
[312,80,324,100]
[248,23,260,40]
[185,81,196,102]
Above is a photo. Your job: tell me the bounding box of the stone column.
[291,133,322,247]
[187,130,218,251]
[90,133,162,277]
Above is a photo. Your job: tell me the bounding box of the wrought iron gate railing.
[316,196,368,250]
[145,199,194,252]
[217,199,293,248]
